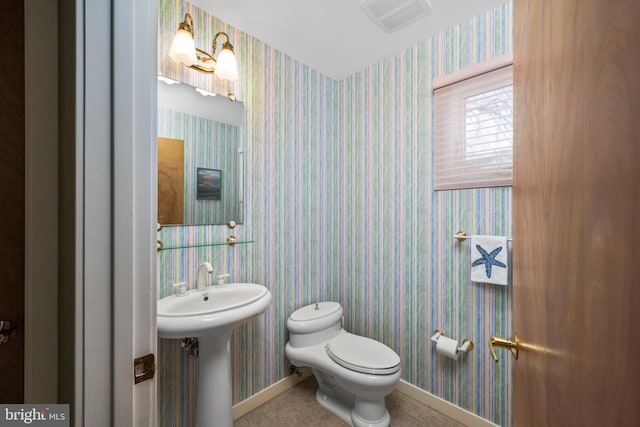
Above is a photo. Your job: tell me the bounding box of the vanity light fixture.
[169,13,239,81]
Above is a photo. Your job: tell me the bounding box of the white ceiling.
[190,0,507,80]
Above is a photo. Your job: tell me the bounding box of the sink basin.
[157,283,271,338]
[157,282,272,427]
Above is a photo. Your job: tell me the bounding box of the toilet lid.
[290,302,341,322]
[325,334,400,375]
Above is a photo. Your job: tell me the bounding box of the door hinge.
[134,353,155,384]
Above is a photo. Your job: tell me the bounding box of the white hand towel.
[470,235,509,285]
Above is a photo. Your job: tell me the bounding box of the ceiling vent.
[360,0,432,33]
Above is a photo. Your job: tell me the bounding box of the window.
[434,55,513,190]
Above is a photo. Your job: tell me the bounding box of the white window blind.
[434,62,513,190]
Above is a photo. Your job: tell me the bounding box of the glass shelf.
[158,240,254,251]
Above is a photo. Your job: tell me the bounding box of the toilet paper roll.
[436,336,459,360]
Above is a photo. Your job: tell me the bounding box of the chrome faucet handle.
[216,273,230,286]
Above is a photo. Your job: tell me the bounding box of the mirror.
[157,79,244,225]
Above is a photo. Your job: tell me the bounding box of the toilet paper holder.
[430,329,475,353]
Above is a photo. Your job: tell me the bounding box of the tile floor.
[234,376,466,427]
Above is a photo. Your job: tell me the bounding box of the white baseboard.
[232,371,497,427]
[394,380,499,427]
[232,367,313,420]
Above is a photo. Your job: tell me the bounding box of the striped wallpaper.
[157,1,513,426]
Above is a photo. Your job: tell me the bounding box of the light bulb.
[169,29,197,66]
[214,46,238,81]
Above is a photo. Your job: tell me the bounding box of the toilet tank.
[287,302,343,347]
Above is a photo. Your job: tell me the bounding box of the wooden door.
[0,0,25,403]
[158,137,185,224]
[513,0,640,426]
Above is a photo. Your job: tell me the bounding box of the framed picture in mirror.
[196,167,222,200]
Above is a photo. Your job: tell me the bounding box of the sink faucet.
[197,262,213,290]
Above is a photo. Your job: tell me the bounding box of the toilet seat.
[325,334,400,375]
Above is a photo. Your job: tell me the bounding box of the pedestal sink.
[157,283,272,427]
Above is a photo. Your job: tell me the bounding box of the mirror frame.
[157,78,244,226]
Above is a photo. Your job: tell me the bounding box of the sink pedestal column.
[196,327,234,427]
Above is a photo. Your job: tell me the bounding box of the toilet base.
[351,407,390,427]
[351,398,390,427]
[315,390,391,427]
[313,369,391,427]
[315,389,352,425]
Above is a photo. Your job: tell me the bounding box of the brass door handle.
[489,333,519,363]
[0,320,17,345]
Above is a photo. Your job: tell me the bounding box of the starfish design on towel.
[472,245,506,278]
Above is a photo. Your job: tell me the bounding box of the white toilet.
[285,302,401,427]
